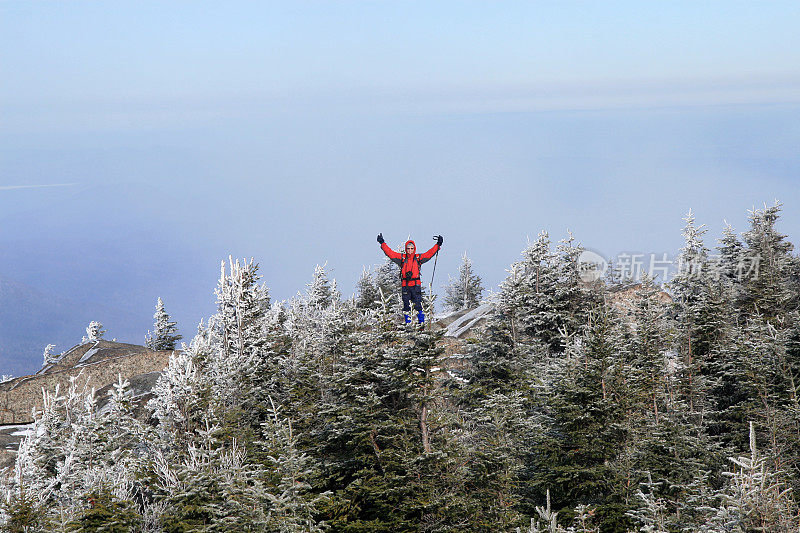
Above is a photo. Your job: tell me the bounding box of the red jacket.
[381,240,440,287]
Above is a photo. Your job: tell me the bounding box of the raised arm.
[419,235,443,263]
[378,233,402,261]
[381,242,402,260]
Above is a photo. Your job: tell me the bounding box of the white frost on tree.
[374,256,401,297]
[261,399,329,532]
[704,421,800,531]
[145,296,182,351]
[147,344,202,439]
[210,256,272,409]
[42,343,58,366]
[444,251,484,312]
[5,373,142,529]
[355,266,380,309]
[306,262,340,310]
[83,321,105,343]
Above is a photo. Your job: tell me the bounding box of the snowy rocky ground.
[436,303,493,338]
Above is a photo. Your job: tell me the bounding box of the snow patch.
[35,364,54,375]
[0,423,34,433]
[447,370,469,384]
[0,423,35,438]
[76,342,102,365]
[443,303,493,338]
[434,309,463,321]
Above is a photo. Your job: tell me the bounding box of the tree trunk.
[420,404,432,454]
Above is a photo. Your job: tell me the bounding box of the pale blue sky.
[3,1,800,101]
[1,1,799,373]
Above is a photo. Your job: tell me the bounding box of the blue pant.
[401,285,423,313]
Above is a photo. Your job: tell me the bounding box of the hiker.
[377,233,443,324]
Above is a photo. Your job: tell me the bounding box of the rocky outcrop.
[0,340,170,470]
[0,340,170,425]
[607,283,674,319]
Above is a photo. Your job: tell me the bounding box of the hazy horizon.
[2,1,799,375]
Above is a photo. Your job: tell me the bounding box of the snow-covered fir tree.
[259,400,328,532]
[717,220,745,283]
[210,256,273,415]
[3,373,144,530]
[524,300,631,526]
[499,231,600,352]
[41,343,58,366]
[83,321,105,342]
[668,210,728,413]
[147,344,204,441]
[374,256,401,297]
[706,422,800,531]
[444,251,484,312]
[355,266,380,309]
[145,296,182,351]
[738,202,800,324]
[306,262,340,310]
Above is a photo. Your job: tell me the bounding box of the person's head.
[405,240,416,254]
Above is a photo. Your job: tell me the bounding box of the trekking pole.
[429,236,440,290]
[424,237,440,330]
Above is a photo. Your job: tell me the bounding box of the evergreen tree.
[716,221,745,294]
[210,256,273,422]
[382,327,471,530]
[147,345,205,443]
[355,267,381,309]
[1,489,51,533]
[306,263,339,310]
[705,422,800,531]
[629,275,671,426]
[375,257,402,298]
[84,321,105,342]
[5,373,144,530]
[155,419,268,532]
[738,202,799,324]
[706,314,800,469]
[499,232,600,352]
[10,376,91,523]
[455,313,535,531]
[315,319,475,531]
[42,343,57,366]
[669,210,728,413]
[552,232,601,340]
[259,400,327,533]
[66,488,141,533]
[145,297,182,351]
[444,252,484,312]
[498,232,559,350]
[626,475,670,533]
[523,302,632,530]
[314,322,408,531]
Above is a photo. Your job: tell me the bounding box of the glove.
[377,233,384,244]
[436,235,443,246]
